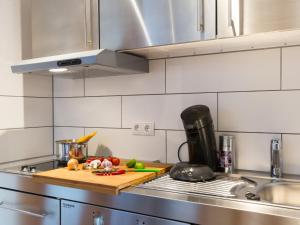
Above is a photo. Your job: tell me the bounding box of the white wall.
[54,45,300,174]
[0,0,53,163]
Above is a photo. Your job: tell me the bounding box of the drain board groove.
[139,175,245,197]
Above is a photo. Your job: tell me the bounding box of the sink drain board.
[139,175,245,197]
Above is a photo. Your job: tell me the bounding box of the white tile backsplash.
[24,98,53,127]
[122,93,217,130]
[0,1,54,164]
[54,127,85,142]
[50,45,300,174]
[54,75,84,97]
[282,46,300,90]
[0,97,51,129]
[85,60,165,96]
[282,134,300,174]
[219,91,300,133]
[23,75,53,97]
[86,128,166,162]
[0,127,53,163]
[166,49,280,93]
[219,132,281,172]
[54,97,121,127]
[167,130,189,163]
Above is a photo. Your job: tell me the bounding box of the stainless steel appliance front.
[61,200,190,225]
[0,188,60,225]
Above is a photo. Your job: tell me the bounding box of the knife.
[126,169,161,172]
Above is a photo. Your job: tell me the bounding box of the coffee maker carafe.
[170,105,218,182]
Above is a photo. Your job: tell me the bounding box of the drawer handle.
[197,0,205,31]
[0,201,47,218]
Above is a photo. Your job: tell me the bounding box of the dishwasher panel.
[0,188,60,225]
[61,200,190,225]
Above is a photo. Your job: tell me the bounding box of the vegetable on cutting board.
[67,159,79,170]
[76,131,97,144]
[134,162,145,169]
[126,159,136,168]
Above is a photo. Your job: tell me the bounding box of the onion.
[67,159,79,170]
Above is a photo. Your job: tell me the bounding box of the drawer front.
[62,200,190,225]
[0,188,60,225]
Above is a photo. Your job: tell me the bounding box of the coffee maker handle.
[177,141,188,162]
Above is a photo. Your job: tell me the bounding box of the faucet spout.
[270,138,282,178]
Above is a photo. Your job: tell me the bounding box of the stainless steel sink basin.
[257,182,300,207]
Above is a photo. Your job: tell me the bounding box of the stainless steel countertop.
[0,164,299,225]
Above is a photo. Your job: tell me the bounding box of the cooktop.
[5,160,64,175]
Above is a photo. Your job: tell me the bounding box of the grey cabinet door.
[30,0,99,58]
[218,0,300,38]
[100,0,216,50]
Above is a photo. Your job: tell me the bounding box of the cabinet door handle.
[228,0,237,36]
[85,0,93,48]
[197,0,205,31]
[0,201,47,218]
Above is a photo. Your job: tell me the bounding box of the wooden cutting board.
[32,164,171,195]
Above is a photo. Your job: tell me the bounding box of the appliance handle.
[228,0,237,36]
[0,201,47,218]
[85,0,93,48]
[197,0,205,31]
[177,141,188,162]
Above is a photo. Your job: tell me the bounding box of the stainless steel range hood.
[11,49,149,77]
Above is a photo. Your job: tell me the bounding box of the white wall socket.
[132,122,155,136]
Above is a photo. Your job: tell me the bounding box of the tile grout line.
[121,96,123,128]
[280,48,283,90]
[52,88,300,100]
[53,126,300,136]
[52,75,55,155]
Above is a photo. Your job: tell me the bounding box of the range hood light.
[49,68,68,73]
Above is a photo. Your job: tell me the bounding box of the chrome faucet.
[270,138,282,178]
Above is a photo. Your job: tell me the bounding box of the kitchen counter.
[0,167,300,225]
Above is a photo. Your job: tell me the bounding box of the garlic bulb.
[101,159,112,169]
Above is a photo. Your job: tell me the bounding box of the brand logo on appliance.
[62,202,75,208]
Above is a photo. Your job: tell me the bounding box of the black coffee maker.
[170,105,218,182]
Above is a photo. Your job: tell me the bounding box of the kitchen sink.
[257,182,300,207]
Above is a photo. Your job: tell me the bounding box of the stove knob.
[21,166,29,172]
[29,166,37,173]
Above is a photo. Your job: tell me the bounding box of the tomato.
[99,156,105,162]
[111,157,120,166]
[106,156,113,162]
[86,157,96,164]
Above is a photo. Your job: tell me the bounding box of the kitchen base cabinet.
[61,200,191,225]
[0,188,60,225]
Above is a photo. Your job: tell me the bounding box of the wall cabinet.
[27,0,99,58]
[218,0,300,38]
[100,0,216,50]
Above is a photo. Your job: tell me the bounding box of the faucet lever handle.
[271,138,280,151]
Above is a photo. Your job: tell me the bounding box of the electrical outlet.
[132,122,155,136]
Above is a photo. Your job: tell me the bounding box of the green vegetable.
[126,159,136,168]
[134,162,145,169]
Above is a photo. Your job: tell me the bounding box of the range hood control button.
[57,58,82,67]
